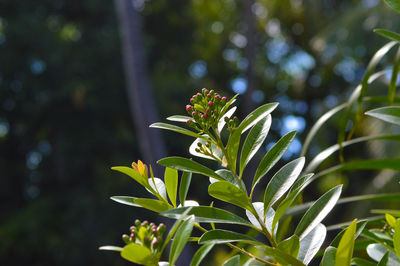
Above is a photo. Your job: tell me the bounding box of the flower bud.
[190,97,194,104]
[202,88,208,94]
[203,113,209,118]
[122,234,130,244]
[135,219,141,227]
[206,108,210,113]
[208,101,213,106]
[186,105,192,112]
[221,96,227,101]
[130,226,136,232]
[192,111,198,117]
[207,93,211,98]
[186,119,193,125]
[152,226,157,234]
[224,116,229,122]
[141,221,148,227]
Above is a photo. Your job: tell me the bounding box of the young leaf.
[190,243,215,266]
[385,213,397,228]
[150,122,206,140]
[158,157,224,181]
[384,0,400,12]
[321,247,337,266]
[298,224,327,265]
[110,196,140,207]
[222,255,240,266]
[166,115,192,122]
[253,131,296,189]
[179,171,192,206]
[335,219,357,266]
[394,219,400,258]
[365,106,400,126]
[294,185,342,238]
[161,206,253,226]
[277,235,300,258]
[330,221,367,248]
[164,167,178,207]
[169,215,195,266]
[374,29,400,43]
[199,229,264,245]
[112,166,148,188]
[239,115,271,175]
[264,157,305,212]
[121,243,158,265]
[208,181,252,211]
[134,198,172,213]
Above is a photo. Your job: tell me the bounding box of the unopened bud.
[135,219,141,227]
[192,111,198,117]
[207,93,211,98]
[157,224,166,235]
[208,101,213,106]
[206,108,210,113]
[186,105,192,112]
[141,221,148,227]
[221,96,227,101]
[224,116,229,122]
[122,234,130,244]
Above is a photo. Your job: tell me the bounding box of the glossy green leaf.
[295,185,342,238]
[99,245,123,252]
[365,106,400,126]
[277,235,300,258]
[335,219,357,266]
[112,166,148,187]
[179,171,192,207]
[110,196,139,207]
[121,243,157,265]
[245,202,275,233]
[148,177,167,200]
[134,198,172,213]
[239,115,271,176]
[385,214,396,228]
[158,157,224,181]
[166,115,192,123]
[363,229,393,246]
[222,255,240,266]
[208,181,252,211]
[189,135,223,161]
[190,243,215,266]
[394,219,400,258]
[262,246,305,266]
[371,209,400,216]
[219,95,238,121]
[321,247,336,266]
[217,106,237,133]
[330,221,367,248]
[264,157,305,212]
[226,102,278,171]
[253,131,296,189]
[169,215,195,266]
[199,229,264,245]
[351,257,376,266]
[161,206,253,226]
[375,29,400,43]
[213,169,244,187]
[164,167,178,207]
[384,0,400,12]
[377,252,390,266]
[367,244,400,265]
[150,122,207,140]
[298,224,326,265]
[161,207,192,254]
[272,174,313,233]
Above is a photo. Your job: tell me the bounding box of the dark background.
[1,0,399,265]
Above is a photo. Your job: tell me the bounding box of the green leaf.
[298,224,326,265]
[330,221,368,248]
[110,196,140,207]
[134,198,172,213]
[261,246,306,266]
[335,219,357,266]
[222,255,240,266]
[253,131,296,189]
[384,0,400,12]
[272,174,313,234]
[99,245,123,252]
[385,214,396,227]
[112,166,148,188]
[377,252,390,266]
[189,135,223,161]
[148,177,167,200]
[226,102,278,172]
[208,181,252,211]
[321,247,336,266]
[179,171,192,207]
[367,244,400,265]
[121,243,158,266]
[161,206,253,227]
[264,157,305,212]
[374,29,400,43]
[219,95,238,120]
[295,185,342,238]
[365,106,400,126]
[199,229,264,245]
[371,209,400,216]
[166,115,192,123]
[150,122,206,140]
[394,219,400,258]
[239,115,271,176]
[277,235,300,258]
[164,167,178,207]
[169,215,195,266]
[245,202,275,233]
[351,257,376,266]
[217,106,237,133]
[157,157,224,181]
[190,243,215,266]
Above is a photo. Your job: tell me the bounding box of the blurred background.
[1,0,400,265]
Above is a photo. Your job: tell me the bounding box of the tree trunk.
[115,0,166,176]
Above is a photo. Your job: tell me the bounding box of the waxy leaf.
[384,0,400,12]
[367,244,400,265]
[112,166,148,187]
[158,157,224,181]
[217,106,237,133]
[134,198,172,213]
[295,185,342,238]
[386,214,397,228]
[377,252,390,266]
[321,247,337,266]
[365,106,400,126]
[253,131,297,189]
[190,243,215,266]
[245,202,275,233]
[298,224,326,265]
[169,215,195,266]
[99,245,123,252]
[148,177,167,200]
[375,29,400,43]
[199,229,264,245]
[110,196,139,207]
[166,115,192,123]
[335,219,357,266]
[164,167,178,207]
[351,257,376,266]
[161,206,253,226]
[121,244,158,265]
[330,221,367,248]
[189,135,223,161]
[394,219,400,258]
[262,246,306,266]
[222,255,240,266]
[240,115,271,175]
[179,171,192,206]
[277,235,300,259]
[208,181,252,211]
[264,157,305,212]
[150,122,206,140]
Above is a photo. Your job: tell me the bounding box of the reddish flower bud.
[196,93,202,97]
[186,105,192,111]
[190,97,194,103]
[192,111,197,117]
[203,113,208,118]
[208,101,213,106]
[214,95,221,100]
[207,93,211,98]
[186,119,192,125]
[206,108,210,113]
[222,96,227,101]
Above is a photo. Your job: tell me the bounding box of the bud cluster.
[122,219,166,254]
[224,115,239,131]
[186,88,228,132]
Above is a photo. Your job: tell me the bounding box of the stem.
[194,224,277,266]
[249,204,277,247]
